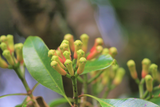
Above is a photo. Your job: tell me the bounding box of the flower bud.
[1,42,7,51]
[74,40,83,59]
[77,57,87,75]
[60,43,70,54]
[48,49,56,58]
[51,61,67,76]
[127,60,138,79]
[62,40,69,45]
[113,68,125,85]
[51,55,65,69]
[87,46,103,60]
[77,49,85,65]
[0,55,8,68]
[90,38,103,52]
[101,69,110,85]
[2,50,14,65]
[110,65,119,79]
[149,64,158,80]
[102,48,109,55]
[0,35,7,44]
[14,43,23,63]
[57,47,66,63]
[56,50,63,58]
[145,75,153,92]
[64,59,74,76]
[64,34,75,52]
[7,34,14,53]
[62,40,71,54]
[141,58,151,78]
[63,51,71,60]
[80,34,89,52]
[109,47,118,58]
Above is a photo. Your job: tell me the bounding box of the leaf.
[83,94,159,107]
[23,36,71,105]
[150,90,160,105]
[49,98,73,107]
[99,98,159,107]
[82,55,114,74]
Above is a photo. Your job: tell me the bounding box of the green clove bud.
[0,55,8,68]
[109,47,118,58]
[51,55,65,69]
[60,43,70,54]
[110,65,119,79]
[149,64,158,80]
[1,42,7,51]
[48,49,56,58]
[64,59,74,76]
[7,34,14,53]
[141,58,151,78]
[0,35,7,44]
[63,51,71,60]
[113,68,125,85]
[77,57,87,75]
[102,48,109,55]
[51,61,67,76]
[64,34,75,52]
[127,60,138,79]
[2,50,14,65]
[74,40,83,59]
[77,49,85,65]
[14,43,23,62]
[145,75,153,92]
[80,34,89,52]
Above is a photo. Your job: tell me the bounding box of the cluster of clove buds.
[127,58,160,93]
[0,35,24,68]
[48,34,118,76]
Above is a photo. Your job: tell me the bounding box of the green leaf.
[99,98,159,107]
[83,94,159,107]
[49,98,73,107]
[82,55,114,74]
[23,36,71,105]
[150,90,160,105]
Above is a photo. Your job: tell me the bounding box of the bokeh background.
[0,0,160,106]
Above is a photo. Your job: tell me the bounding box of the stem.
[0,93,27,98]
[77,76,83,83]
[145,92,152,100]
[102,81,114,98]
[142,85,160,99]
[32,83,39,92]
[13,67,30,92]
[139,78,145,99]
[80,74,88,107]
[88,70,104,84]
[71,76,79,107]
[13,66,39,107]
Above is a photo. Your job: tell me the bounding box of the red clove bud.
[90,38,103,53]
[87,46,103,60]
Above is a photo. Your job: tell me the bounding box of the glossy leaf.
[83,94,159,107]
[23,36,65,96]
[82,55,114,74]
[49,98,73,107]
[100,98,159,107]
